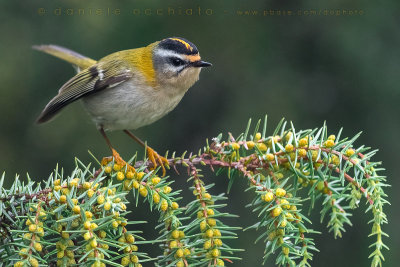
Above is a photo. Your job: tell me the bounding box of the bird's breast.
[82,80,186,131]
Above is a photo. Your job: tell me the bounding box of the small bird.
[33,37,211,175]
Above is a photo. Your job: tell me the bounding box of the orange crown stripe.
[169,38,193,52]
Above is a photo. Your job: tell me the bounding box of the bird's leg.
[99,128,135,172]
[123,130,169,176]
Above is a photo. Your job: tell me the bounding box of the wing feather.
[37,61,132,123]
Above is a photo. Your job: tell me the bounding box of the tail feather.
[32,44,97,70]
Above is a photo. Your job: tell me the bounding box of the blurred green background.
[0,0,398,266]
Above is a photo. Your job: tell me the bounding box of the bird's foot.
[147,146,169,177]
[101,148,136,173]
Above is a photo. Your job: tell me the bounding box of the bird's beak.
[192,60,212,68]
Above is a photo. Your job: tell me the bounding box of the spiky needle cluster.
[0,116,389,267]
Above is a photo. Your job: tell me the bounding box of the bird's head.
[151,37,212,91]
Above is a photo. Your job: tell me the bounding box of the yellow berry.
[207,218,216,227]
[171,202,179,210]
[231,142,240,150]
[246,141,255,149]
[325,139,335,148]
[23,233,32,240]
[213,229,221,237]
[203,240,212,249]
[255,132,262,141]
[299,138,308,147]
[82,182,91,190]
[263,192,274,202]
[59,195,67,203]
[266,153,275,161]
[214,238,223,247]
[57,250,65,259]
[310,151,318,161]
[204,193,211,199]
[29,258,39,267]
[139,186,148,197]
[87,189,95,198]
[280,219,287,228]
[280,199,290,209]
[90,239,98,248]
[171,230,180,239]
[90,223,98,230]
[136,172,145,180]
[153,193,160,204]
[197,210,204,218]
[328,135,336,141]
[61,187,69,195]
[121,256,130,266]
[179,231,185,238]
[169,240,178,248]
[200,220,207,231]
[163,186,172,194]
[97,195,105,205]
[104,166,112,174]
[69,179,78,188]
[316,181,325,191]
[104,202,112,211]
[285,144,294,152]
[116,172,125,181]
[29,224,37,232]
[346,148,355,157]
[161,200,168,211]
[175,248,184,258]
[286,213,294,221]
[275,188,286,197]
[151,177,161,185]
[34,242,42,252]
[72,205,81,214]
[132,180,140,189]
[66,250,74,258]
[61,231,70,239]
[207,209,214,216]
[14,261,24,267]
[84,232,91,240]
[113,164,121,171]
[131,255,139,263]
[298,149,307,157]
[217,259,225,266]
[184,248,191,256]
[125,234,135,243]
[205,229,214,238]
[176,261,184,267]
[257,143,267,151]
[272,207,282,217]
[84,221,91,230]
[211,248,220,258]
[282,246,290,255]
[126,171,135,180]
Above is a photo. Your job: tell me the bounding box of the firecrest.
[33,37,211,175]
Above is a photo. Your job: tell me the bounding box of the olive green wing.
[37,60,133,123]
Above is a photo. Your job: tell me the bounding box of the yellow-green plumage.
[34,38,210,131]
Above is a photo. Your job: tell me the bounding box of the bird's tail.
[32,44,97,71]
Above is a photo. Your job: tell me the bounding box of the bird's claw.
[101,148,136,173]
[147,147,169,176]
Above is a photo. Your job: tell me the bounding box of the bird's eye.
[170,57,185,67]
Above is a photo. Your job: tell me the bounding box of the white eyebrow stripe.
[154,49,185,59]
